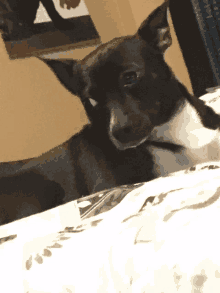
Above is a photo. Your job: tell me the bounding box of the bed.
[1,88,220,292]
[2,159,220,292]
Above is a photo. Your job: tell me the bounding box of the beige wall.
[0,39,93,162]
[0,0,193,162]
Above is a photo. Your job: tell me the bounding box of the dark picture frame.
[0,0,100,59]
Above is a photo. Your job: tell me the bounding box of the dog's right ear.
[38,58,83,97]
[137,0,171,53]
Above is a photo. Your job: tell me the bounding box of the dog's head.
[41,0,220,151]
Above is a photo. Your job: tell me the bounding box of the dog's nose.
[112,125,146,145]
[110,121,152,150]
[112,126,134,144]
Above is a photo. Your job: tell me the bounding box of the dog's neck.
[149,97,218,148]
[147,97,220,177]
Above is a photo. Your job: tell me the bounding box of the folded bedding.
[1,159,220,292]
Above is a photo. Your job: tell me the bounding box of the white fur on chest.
[147,98,220,177]
[150,99,219,148]
[147,140,220,177]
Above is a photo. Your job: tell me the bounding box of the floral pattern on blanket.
[15,161,220,273]
[17,160,220,293]
[0,156,220,293]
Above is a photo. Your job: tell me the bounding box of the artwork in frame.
[0,0,100,59]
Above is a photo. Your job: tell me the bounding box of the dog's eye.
[123,72,138,87]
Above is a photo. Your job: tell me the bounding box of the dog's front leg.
[82,158,118,195]
[91,177,118,194]
[76,140,117,195]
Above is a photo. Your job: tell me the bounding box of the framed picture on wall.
[0,0,100,59]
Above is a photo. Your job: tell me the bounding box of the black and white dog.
[0,0,220,225]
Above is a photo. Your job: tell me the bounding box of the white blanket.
[0,161,220,292]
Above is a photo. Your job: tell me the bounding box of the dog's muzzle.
[109,116,153,150]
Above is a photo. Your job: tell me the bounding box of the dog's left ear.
[137,0,171,53]
[38,58,83,97]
